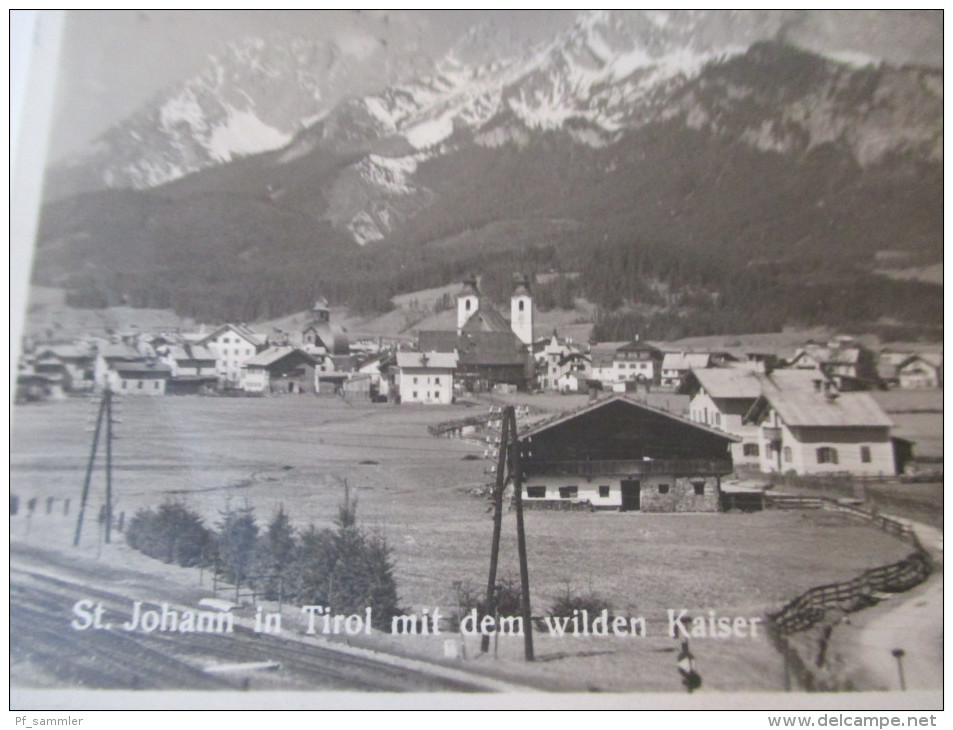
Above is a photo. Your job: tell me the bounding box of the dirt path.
[826,520,942,691]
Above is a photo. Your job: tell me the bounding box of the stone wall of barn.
[521,473,721,512]
[638,474,720,512]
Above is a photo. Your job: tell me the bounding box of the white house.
[534,331,589,391]
[195,324,267,388]
[660,352,712,389]
[590,341,662,386]
[744,381,896,477]
[897,354,943,389]
[397,351,458,404]
[686,368,763,467]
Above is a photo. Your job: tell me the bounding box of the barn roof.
[245,346,318,368]
[519,394,740,441]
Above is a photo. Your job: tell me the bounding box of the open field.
[10,395,926,693]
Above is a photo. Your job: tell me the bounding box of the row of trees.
[125,490,401,629]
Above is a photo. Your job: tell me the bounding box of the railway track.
[10,567,500,693]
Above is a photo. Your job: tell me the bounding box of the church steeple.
[457,275,481,334]
[510,273,533,346]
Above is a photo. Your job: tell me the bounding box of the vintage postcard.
[9,11,943,713]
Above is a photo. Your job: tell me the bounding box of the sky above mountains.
[42,10,942,164]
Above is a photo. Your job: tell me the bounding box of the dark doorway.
[621,479,641,512]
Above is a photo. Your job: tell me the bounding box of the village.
[10,272,944,695]
[15,273,943,499]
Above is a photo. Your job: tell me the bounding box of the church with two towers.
[417,274,536,392]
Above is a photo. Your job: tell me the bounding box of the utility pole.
[481,405,534,661]
[74,391,107,547]
[104,389,113,544]
[481,411,509,654]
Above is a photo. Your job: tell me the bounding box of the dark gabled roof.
[114,363,172,377]
[417,330,459,353]
[519,394,740,442]
[245,346,319,368]
[458,331,528,366]
[461,307,511,334]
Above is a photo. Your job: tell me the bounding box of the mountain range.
[33,10,943,340]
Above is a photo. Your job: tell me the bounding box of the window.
[743,443,760,457]
[518,300,525,312]
[558,486,578,499]
[598,485,610,498]
[527,486,546,499]
[658,484,670,494]
[465,299,471,311]
[860,446,871,463]
[137,381,143,390]
[692,481,705,496]
[154,381,160,390]
[715,413,721,426]
[413,377,418,385]
[816,447,839,464]
[783,447,792,462]
[434,377,440,385]
[412,391,418,399]
[122,381,127,390]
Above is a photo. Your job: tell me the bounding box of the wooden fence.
[768,551,932,635]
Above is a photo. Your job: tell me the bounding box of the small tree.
[216,504,259,586]
[291,483,400,630]
[253,506,297,600]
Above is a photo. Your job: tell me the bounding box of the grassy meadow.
[10,395,921,692]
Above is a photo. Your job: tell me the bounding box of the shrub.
[125,501,211,567]
[549,583,613,630]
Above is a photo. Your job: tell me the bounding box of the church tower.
[510,273,533,346]
[457,275,481,334]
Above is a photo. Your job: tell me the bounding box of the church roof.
[461,307,510,334]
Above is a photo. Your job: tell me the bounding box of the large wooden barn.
[517,395,738,512]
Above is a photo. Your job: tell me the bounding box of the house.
[416,275,535,392]
[744,379,896,476]
[94,343,146,390]
[396,351,457,404]
[784,337,878,390]
[110,362,172,395]
[897,354,943,389]
[301,299,350,358]
[534,331,589,391]
[157,343,220,395]
[33,344,95,392]
[590,341,663,387]
[241,347,319,394]
[875,348,914,388]
[359,352,397,400]
[660,352,712,389]
[195,324,268,389]
[517,395,738,512]
[684,368,763,467]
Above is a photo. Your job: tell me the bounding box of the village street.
[825,521,942,693]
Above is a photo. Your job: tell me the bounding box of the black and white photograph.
[9,10,943,713]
